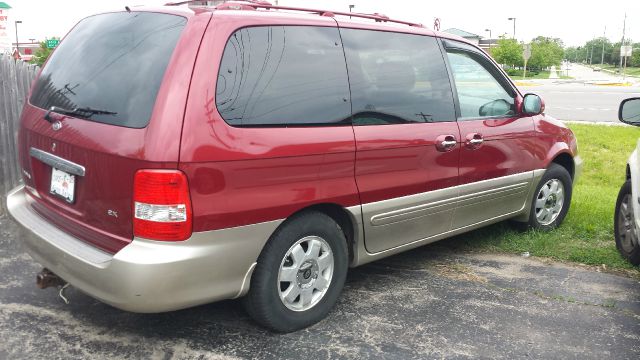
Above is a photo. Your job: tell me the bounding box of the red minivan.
[7,1,581,332]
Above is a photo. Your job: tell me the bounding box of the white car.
[615,97,640,265]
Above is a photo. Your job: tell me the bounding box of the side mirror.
[619,98,640,126]
[522,93,545,115]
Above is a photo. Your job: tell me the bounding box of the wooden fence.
[0,55,39,215]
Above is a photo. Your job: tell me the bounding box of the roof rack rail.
[164,1,424,28]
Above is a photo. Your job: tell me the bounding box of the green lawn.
[507,70,551,79]
[440,123,640,273]
[591,64,640,77]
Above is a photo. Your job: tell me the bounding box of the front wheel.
[614,180,640,265]
[243,211,348,332]
[526,163,573,230]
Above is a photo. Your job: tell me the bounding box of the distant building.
[443,28,481,45]
[11,41,39,54]
[478,38,498,53]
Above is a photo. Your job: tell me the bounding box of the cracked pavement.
[0,215,639,359]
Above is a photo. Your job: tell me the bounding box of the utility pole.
[585,45,589,63]
[619,13,626,74]
[590,42,594,64]
[601,26,606,65]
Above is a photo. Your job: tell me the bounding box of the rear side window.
[340,29,456,125]
[29,12,186,128]
[216,26,351,127]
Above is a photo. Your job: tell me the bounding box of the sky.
[3,0,640,47]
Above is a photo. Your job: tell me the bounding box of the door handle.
[465,133,484,149]
[435,135,457,152]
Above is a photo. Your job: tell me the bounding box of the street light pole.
[508,17,516,39]
[349,5,354,19]
[14,20,22,53]
[484,29,492,54]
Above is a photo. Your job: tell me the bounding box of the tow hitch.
[36,268,70,304]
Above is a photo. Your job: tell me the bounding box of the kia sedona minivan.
[7,1,581,332]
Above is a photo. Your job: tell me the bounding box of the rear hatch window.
[29,12,186,128]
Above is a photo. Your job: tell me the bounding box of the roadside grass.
[591,64,640,77]
[441,123,640,273]
[507,70,551,80]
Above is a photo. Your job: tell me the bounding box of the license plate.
[50,168,75,203]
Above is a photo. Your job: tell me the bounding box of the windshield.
[29,12,186,128]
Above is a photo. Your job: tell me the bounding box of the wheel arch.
[550,152,575,180]
[267,203,360,266]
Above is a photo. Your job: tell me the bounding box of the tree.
[30,38,59,67]
[630,43,640,67]
[581,37,614,64]
[491,38,523,68]
[527,36,564,70]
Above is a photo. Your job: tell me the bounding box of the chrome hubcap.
[535,179,565,226]
[278,236,334,312]
[617,194,639,253]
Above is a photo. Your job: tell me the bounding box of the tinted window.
[30,12,186,128]
[341,29,456,125]
[216,26,351,126]
[446,51,515,119]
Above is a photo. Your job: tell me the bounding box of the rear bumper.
[6,185,280,313]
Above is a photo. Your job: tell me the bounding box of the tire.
[243,211,348,332]
[614,180,640,265]
[525,163,573,230]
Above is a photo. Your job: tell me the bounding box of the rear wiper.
[44,106,117,122]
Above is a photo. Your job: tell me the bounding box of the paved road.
[517,63,640,123]
[518,83,640,123]
[1,215,639,359]
[565,63,623,82]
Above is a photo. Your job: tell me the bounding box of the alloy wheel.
[277,236,334,312]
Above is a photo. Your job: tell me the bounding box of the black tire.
[243,211,348,332]
[614,180,640,265]
[525,163,573,230]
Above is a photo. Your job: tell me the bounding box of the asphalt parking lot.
[1,215,639,359]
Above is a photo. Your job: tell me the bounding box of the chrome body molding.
[7,185,282,313]
[29,147,86,177]
[349,170,547,267]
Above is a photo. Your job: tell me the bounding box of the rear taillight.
[133,170,192,241]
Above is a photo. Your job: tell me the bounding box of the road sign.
[523,44,531,61]
[620,45,632,57]
[46,39,59,49]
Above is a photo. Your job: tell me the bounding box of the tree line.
[565,38,640,67]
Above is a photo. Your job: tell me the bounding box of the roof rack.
[164,1,424,28]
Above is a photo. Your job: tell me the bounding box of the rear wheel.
[614,180,640,265]
[243,211,348,332]
[525,163,573,230]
